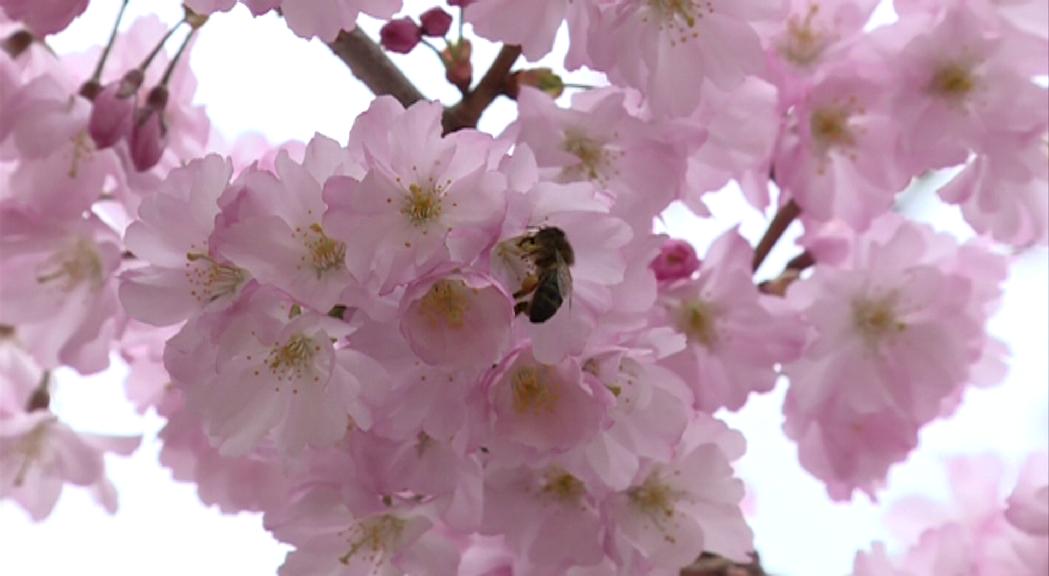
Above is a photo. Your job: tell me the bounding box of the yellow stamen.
[511,366,558,415]
[418,279,470,329]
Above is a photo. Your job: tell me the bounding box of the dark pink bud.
[420,8,452,37]
[651,239,701,282]
[380,18,422,54]
[88,70,143,149]
[129,86,169,172]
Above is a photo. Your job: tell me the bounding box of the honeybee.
[511,226,575,324]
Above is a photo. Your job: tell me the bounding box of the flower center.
[540,469,586,504]
[677,300,719,347]
[930,63,976,100]
[338,514,406,567]
[418,279,470,329]
[852,296,906,343]
[810,105,856,151]
[186,252,246,304]
[780,4,830,66]
[265,333,320,383]
[511,366,558,415]
[649,0,699,28]
[401,183,444,227]
[562,133,620,184]
[36,238,104,292]
[297,223,346,277]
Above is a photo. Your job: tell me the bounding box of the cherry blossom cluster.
[854,452,1048,574]
[0,0,1046,574]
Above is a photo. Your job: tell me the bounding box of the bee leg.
[512,275,539,300]
[513,301,530,316]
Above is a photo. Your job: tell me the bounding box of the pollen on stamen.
[295,223,346,278]
[36,238,104,293]
[779,4,832,66]
[336,515,407,567]
[561,133,623,185]
[265,333,318,384]
[510,366,559,415]
[185,252,246,304]
[929,62,976,101]
[852,296,906,344]
[540,469,586,504]
[401,182,445,227]
[628,472,684,543]
[418,279,470,329]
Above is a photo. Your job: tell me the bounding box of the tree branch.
[443,44,522,133]
[327,28,426,108]
[752,200,801,272]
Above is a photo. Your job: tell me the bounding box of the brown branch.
[328,28,426,108]
[758,250,815,296]
[683,552,767,576]
[752,200,800,272]
[443,44,522,134]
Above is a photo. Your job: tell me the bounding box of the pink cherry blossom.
[774,68,907,229]
[1006,452,1049,537]
[480,464,605,570]
[187,286,389,457]
[0,211,122,372]
[607,414,753,568]
[0,0,88,36]
[784,215,1008,499]
[0,338,40,416]
[280,0,402,42]
[120,154,247,326]
[658,230,804,412]
[465,0,568,61]
[399,268,513,370]
[324,97,506,293]
[586,0,782,117]
[485,346,613,458]
[266,484,460,576]
[217,135,358,312]
[0,410,139,520]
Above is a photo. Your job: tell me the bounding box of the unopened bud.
[129,85,169,171]
[380,18,422,54]
[2,30,34,58]
[420,8,453,37]
[442,39,473,92]
[651,239,701,282]
[87,70,144,149]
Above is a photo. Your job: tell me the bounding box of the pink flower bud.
[651,239,700,282]
[420,8,452,37]
[129,86,169,172]
[380,18,422,54]
[88,70,143,149]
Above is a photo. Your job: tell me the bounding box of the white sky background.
[1,1,1047,574]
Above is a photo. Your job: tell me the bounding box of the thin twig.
[443,44,522,133]
[752,200,801,272]
[327,28,426,108]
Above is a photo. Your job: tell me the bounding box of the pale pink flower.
[485,347,613,458]
[191,287,388,457]
[658,230,804,412]
[574,351,692,491]
[508,88,699,230]
[890,4,1047,172]
[586,0,782,117]
[0,411,139,520]
[784,215,1008,499]
[217,135,358,312]
[1006,453,1049,537]
[606,413,753,568]
[684,77,779,212]
[324,98,506,293]
[399,268,513,370]
[774,68,907,229]
[158,403,290,513]
[0,0,88,35]
[120,154,247,326]
[280,0,402,42]
[480,464,605,570]
[939,126,1049,248]
[0,211,122,372]
[465,0,569,60]
[266,485,459,576]
[118,320,179,414]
